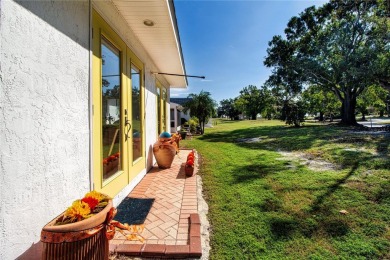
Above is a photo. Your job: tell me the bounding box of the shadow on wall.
[15,0,90,50]
[16,241,42,260]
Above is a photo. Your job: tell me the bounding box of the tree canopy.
[218,98,241,120]
[183,91,216,134]
[356,84,389,119]
[264,0,390,126]
[236,85,272,120]
[302,85,341,121]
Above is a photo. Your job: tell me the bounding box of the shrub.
[188,116,199,133]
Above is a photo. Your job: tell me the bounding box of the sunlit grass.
[181,119,390,259]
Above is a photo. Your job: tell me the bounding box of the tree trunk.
[361,113,366,121]
[340,94,358,126]
[319,112,324,121]
[251,114,256,120]
[379,110,384,117]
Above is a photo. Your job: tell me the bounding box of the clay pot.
[41,200,113,260]
[153,139,177,169]
[185,165,194,177]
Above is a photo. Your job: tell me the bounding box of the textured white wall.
[0,0,175,257]
[0,1,90,259]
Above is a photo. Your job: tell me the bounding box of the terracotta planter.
[153,139,177,169]
[41,200,113,260]
[185,165,194,177]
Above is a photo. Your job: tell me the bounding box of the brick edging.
[110,213,202,258]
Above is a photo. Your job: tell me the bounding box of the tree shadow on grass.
[262,164,358,240]
[231,162,287,184]
[199,124,338,152]
[309,163,358,213]
[269,216,299,239]
[199,123,388,240]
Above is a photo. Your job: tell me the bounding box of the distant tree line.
[217,82,389,127]
[218,0,389,127]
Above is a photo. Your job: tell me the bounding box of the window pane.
[131,65,142,161]
[101,38,121,180]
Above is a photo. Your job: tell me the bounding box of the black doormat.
[114,197,155,225]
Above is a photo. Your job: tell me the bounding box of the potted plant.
[41,191,113,260]
[185,151,196,177]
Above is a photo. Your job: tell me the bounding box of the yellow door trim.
[92,10,146,197]
[127,47,146,178]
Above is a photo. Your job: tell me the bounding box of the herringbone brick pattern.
[110,149,198,246]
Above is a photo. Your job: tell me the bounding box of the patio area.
[109,149,204,258]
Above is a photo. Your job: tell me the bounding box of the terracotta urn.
[153,132,177,169]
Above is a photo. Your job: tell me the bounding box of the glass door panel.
[101,38,121,181]
[131,65,142,162]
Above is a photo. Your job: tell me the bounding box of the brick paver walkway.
[110,149,201,257]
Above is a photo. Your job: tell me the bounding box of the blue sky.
[171,0,327,103]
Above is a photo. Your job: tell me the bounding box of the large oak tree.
[236,85,272,120]
[264,0,389,125]
[218,98,241,120]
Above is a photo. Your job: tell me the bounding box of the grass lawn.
[181,120,390,259]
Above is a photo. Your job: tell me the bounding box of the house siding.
[0,1,91,259]
[0,1,172,258]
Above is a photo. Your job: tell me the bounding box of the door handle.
[124,109,132,141]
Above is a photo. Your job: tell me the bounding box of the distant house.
[0,1,188,258]
[170,98,192,133]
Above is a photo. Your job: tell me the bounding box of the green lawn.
[181,120,390,259]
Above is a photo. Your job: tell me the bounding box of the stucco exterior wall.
[0,1,90,259]
[0,0,175,258]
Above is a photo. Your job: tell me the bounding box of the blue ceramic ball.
[159,132,171,138]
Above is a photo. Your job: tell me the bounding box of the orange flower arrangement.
[55,191,110,225]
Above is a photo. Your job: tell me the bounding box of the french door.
[92,10,145,197]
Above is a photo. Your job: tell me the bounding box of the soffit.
[112,0,187,88]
